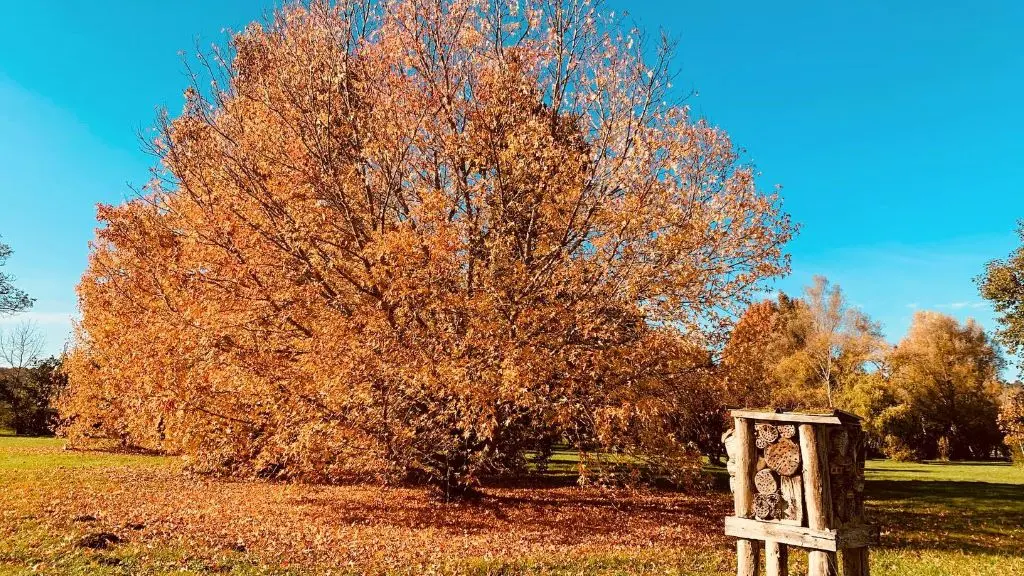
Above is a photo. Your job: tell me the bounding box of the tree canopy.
[881,312,1004,460]
[721,279,1012,461]
[978,222,1024,372]
[721,277,884,411]
[59,0,792,496]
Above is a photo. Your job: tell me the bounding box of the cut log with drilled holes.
[756,423,780,444]
[757,435,770,449]
[778,424,796,439]
[755,468,779,495]
[765,438,801,476]
[754,493,780,520]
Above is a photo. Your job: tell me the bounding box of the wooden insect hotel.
[723,409,874,576]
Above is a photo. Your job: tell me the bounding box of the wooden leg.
[765,540,788,576]
[841,547,869,576]
[737,538,761,576]
[808,550,837,576]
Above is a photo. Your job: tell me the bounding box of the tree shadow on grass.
[867,479,1024,555]
[285,482,731,542]
[868,479,1024,503]
[921,460,1014,467]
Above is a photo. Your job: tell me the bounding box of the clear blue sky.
[1,1,1022,363]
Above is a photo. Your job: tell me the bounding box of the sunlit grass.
[0,435,173,471]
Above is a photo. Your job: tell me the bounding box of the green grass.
[1,436,1022,575]
[0,435,173,471]
[864,459,1024,576]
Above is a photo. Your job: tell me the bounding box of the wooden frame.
[724,410,873,576]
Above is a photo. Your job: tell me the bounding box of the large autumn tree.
[60,0,792,496]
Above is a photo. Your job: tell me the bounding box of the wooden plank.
[724,517,838,552]
[734,418,756,518]
[725,517,875,552]
[799,424,836,576]
[765,541,788,576]
[730,410,843,425]
[736,539,760,576]
[799,424,833,530]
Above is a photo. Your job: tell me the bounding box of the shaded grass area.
[1,437,1022,575]
[864,459,1024,575]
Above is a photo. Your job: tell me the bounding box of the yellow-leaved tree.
[722,279,885,412]
[59,0,792,497]
[882,311,1005,460]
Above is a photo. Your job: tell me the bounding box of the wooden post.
[734,418,759,576]
[799,424,837,576]
[842,547,869,576]
[737,539,761,576]
[765,540,788,576]
[734,418,756,518]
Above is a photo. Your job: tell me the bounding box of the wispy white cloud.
[935,301,989,310]
[906,302,919,309]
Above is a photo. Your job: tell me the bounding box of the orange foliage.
[59,0,792,494]
[721,299,787,409]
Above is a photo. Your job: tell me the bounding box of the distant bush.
[0,358,66,436]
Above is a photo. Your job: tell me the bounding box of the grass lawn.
[0,435,1021,575]
[865,459,1024,576]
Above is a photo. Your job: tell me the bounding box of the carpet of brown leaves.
[1,438,732,574]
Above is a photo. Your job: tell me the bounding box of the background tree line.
[721,275,1010,462]
[0,237,65,436]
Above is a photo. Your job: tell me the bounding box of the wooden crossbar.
[724,516,876,552]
